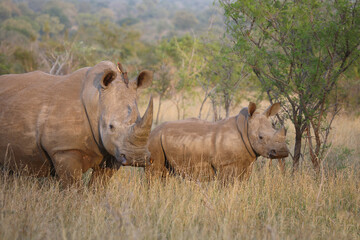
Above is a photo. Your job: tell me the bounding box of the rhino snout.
[115,150,152,167]
[118,154,129,165]
[268,147,289,159]
[114,151,131,166]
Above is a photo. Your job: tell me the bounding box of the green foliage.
[1,18,37,41]
[43,5,71,28]
[13,47,38,72]
[0,1,14,21]
[0,0,222,75]
[173,11,199,30]
[338,59,360,112]
[221,0,360,168]
[200,34,252,119]
[117,17,140,26]
[0,53,11,74]
[36,14,65,39]
[326,146,354,171]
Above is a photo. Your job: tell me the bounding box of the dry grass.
[1,163,359,239]
[1,101,360,240]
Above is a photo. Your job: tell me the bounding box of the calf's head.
[83,61,153,167]
[246,102,289,159]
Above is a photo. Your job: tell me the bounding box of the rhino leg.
[243,162,254,181]
[52,150,84,188]
[216,162,254,183]
[145,156,168,181]
[145,146,172,180]
[89,167,117,187]
[146,132,169,180]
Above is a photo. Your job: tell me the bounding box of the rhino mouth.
[268,150,289,159]
[116,152,152,167]
[116,153,130,166]
[101,154,126,170]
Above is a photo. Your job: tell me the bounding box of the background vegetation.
[1,115,359,239]
[1,0,360,239]
[220,0,360,172]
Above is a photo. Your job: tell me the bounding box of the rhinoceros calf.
[0,61,153,187]
[146,102,289,181]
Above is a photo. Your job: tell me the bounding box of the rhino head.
[243,102,289,159]
[82,61,153,167]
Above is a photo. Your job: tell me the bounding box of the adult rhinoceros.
[0,61,153,186]
[146,102,288,181]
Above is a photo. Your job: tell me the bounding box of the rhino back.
[0,72,61,173]
[150,117,255,179]
[0,69,98,175]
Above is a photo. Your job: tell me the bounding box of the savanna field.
[1,0,360,239]
[1,101,359,240]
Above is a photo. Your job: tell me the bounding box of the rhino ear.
[136,70,153,89]
[100,69,117,88]
[248,102,256,117]
[264,102,281,117]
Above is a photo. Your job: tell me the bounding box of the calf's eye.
[259,135,263,140]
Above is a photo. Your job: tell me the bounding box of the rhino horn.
[276,126,286,137]
[131,96,153,144]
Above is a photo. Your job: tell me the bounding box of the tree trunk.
[292,125,302,173]
[224,92,231,118]
[181,98,186,120]
[175,102,181,120]
[177,107,181,120]
[225,100,231,118]
[306,126,321,174]
[155,95,162,125]
[211,99,218,121]
[199,94,208,119]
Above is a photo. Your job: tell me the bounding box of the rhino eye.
[259,135,263,140]
[109,124,115,131]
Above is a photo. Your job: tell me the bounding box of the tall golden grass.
[1,101,359,239]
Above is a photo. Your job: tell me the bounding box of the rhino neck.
[81,70,103,151]
[236,108,259,159]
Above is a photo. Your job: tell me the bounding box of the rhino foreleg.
[243,162,254,181]
[52,150,84,188]
[146,133,169,180]
[145,152,170,181]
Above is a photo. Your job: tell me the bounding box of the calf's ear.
[100,69,117,88]
[264,102,281,117]
[248,102,256,117]
[136,70,153,89]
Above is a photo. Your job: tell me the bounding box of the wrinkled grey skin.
[146,102,288,182]
[0,61,153,186]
